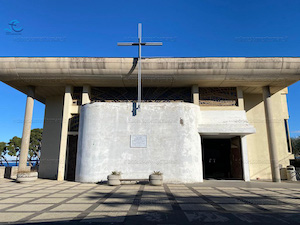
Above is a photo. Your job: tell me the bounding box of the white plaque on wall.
[130,135,147,148]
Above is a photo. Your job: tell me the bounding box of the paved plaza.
[0,179,299,224]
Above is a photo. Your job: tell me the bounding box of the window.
[284,119,292,153]
[199,87,238,106]
[91,87,192,103]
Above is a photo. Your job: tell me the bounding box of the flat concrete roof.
[0,57,300,103]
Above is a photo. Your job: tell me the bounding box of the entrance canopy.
[198,110,256,136]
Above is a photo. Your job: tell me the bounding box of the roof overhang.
[0,57,300,103]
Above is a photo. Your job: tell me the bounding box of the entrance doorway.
[202,137,243,180]
[65,135,78,181]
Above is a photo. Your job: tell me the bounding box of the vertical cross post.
[138,23,142,108]
[118,23,162,114]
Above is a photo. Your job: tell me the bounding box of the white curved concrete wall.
[76,102,203,183]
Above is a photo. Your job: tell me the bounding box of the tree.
[291,136,300,157]
[7,136,22,165]
[0,142,9,166]
[29,128,43,166]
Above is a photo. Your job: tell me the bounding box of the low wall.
[76,102,203,183]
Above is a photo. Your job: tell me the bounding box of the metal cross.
[118,23,162,111]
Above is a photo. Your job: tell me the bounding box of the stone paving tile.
[20,193,48,198]
[175,197,207,204]
[180,203,217,211]
[31,197,67,204]
[258,204,300,213]
[219,204,263,212]
[138,203,172,211]
[140,198,170,204]
[81,212,127,223]
[0,212,33,222]
[0,197,33,204]
[77,193,106,198]
[67,197,103,203]
[0,204,15,210]
[29,212,81,222]
[0,193,19,198]
[208,197,244,204]
[243,197,283,205]
[50,203,93,212]
[278,198,300,204]
[141,193,168,198]
[103,198,135,204]
[1,179,300,224]
[33,189,59,194]
[48,193,78,198]
[7,203,53,211]
[94,203,132,211]
[184,211,230,223]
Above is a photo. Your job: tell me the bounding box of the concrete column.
[237,87,244,109]
[241,136,250,182]
[57,85,73,181]
[18,86,35,172]
[262,86,281,182]
[191,85,199,105]
[82,85,91,105]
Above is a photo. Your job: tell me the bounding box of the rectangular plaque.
[130,135,147,148]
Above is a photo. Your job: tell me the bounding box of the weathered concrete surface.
[18,86,35,172]
[4,166,30,179]
[0,167,4,178]
[1,57,300,102]
[198,110,256,135]
[39,96,64,179]
[76,102,203,183]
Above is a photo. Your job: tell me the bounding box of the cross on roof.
[118,23,163,113]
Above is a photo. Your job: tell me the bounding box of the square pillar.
[82,85,91,105]
[241,136,250,181]
[57,85,73,181]
[191,85,199,105]
[262,86,281,182]
[237,87,244,109]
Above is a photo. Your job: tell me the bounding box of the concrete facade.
[0,57,299,183]
[76,103,203,183]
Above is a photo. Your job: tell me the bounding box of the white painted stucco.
[76,102,203,183]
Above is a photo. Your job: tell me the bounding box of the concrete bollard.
[286,165,297,181]
[0,166,5,178]
[107,175,121,186]
[5,166,31,179]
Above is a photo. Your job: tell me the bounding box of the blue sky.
[0,0,299,143]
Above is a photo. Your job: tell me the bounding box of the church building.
[0,57,299,183]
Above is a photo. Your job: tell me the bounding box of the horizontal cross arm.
[141,42,163,46]
[117,42,163,46]
[117,42,139,46]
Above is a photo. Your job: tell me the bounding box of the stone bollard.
[0,166,5,179]
[5,166,31,179]
[286,165,297,181]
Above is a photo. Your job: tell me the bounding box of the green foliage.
[111,171,121,175]
[29,128,43,161]
[7,136,21,158]
[0,142,9,166]
[152,171,163,175]
[0,129,43,166]
[291,136,300,156]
